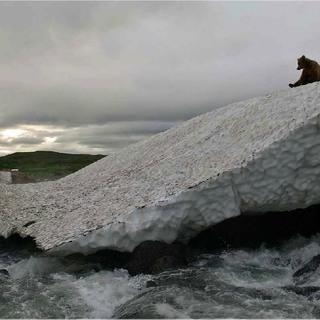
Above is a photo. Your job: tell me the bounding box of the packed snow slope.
[1,83,320,255]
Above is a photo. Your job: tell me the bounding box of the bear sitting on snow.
[289,55,320,88]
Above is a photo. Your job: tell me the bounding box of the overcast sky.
[0,1,319,156]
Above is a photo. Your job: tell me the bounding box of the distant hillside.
[0,151,106,182]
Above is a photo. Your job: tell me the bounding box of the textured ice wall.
[1,83,320,254]
[50,115,320,254]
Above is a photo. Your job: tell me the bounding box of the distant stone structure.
[0,169,35,184]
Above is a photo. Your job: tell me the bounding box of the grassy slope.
[0,151,106,181]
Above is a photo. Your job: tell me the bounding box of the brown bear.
[289,55,320,88]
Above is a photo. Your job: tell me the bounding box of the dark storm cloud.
[54,121,180,153]
[6,136,44,146]
[1,1,320,155]
[0,85,207,127]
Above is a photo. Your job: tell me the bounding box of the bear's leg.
[289,80,301,88]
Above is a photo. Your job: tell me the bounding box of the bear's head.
[297,55,307,70]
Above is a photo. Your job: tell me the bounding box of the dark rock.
[282,285,320,297]
[112,288,161,319]
[150,255,183,274]
[146,280,158,288]
[112,286,185,319]
[124,241,188,275]
[312,306,320,318]
[68,262,103,276]
[234,287,273,300]
[0,269,9,277]
[64,249,131,272]
[189,204,320,250]
[292,254,320,285]
[293,255,320,278]
[62,241,192,276]
[0,234,40,254]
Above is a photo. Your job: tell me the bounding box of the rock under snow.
[1,83,320,255]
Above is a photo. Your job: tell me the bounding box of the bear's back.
[306,59,320,81]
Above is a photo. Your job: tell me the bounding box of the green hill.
[0,151,106,182]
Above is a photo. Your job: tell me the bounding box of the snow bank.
[1,83,320,255]
[0,171,12,184]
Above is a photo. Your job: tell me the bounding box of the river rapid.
[1,234,320,319]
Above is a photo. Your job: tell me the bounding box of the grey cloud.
[0,83,211,128]
[88,121,181,136]
[0,2,97,62]
[1,2,320,155]
[55,121,179,151]
[75,136,143,150]
[8,136,44,146]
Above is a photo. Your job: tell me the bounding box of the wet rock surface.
[189,204,320,250]
[124,241,189,276]
[292,254,320,285]
[0,268,9,277]
[282,285,320,298]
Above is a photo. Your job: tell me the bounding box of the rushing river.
[1,234,320,319]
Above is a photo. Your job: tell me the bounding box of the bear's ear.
[301,55,306,59]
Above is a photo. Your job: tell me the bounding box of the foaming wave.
[7,256,63,280]
[155,303,190,319]
[66,268,149,318]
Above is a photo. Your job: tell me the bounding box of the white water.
[1,260,149,318]
[1,234,320,318]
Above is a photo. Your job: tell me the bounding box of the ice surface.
[0,172,12,184]
[1,83,320,255]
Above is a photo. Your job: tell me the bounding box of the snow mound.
[1,83,320,255]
